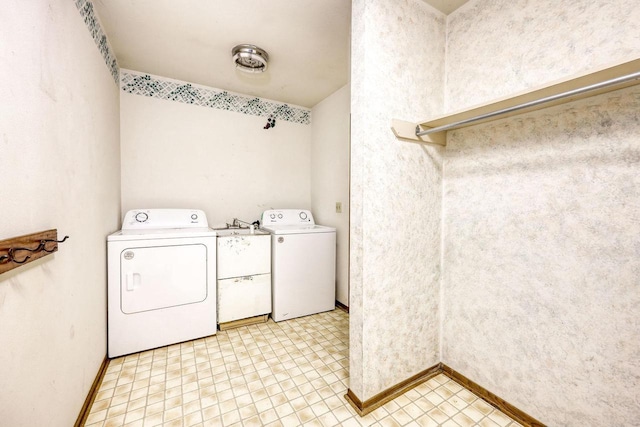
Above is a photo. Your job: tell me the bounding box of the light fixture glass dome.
[232,44,269,73]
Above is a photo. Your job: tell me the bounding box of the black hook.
[51,236,69,244]
[10,241,44,254]
[8,247,31,264]
[41,235,69,253]
[1,235,69,266]
[40,240,56,253]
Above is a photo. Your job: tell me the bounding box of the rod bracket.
[390,119,446,146]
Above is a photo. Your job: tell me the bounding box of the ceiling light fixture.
[232,44,269,73]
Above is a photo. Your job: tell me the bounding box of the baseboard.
[440,364,546,427]
[218,314,269,330]
[74,355,109,427]
[345,363,545,426]
[345,363,441,416]
[335,300,349,313]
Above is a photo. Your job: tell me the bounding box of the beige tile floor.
[85,309,520,427]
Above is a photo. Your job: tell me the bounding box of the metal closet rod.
[416,70,640,136]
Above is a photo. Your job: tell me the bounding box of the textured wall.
[120,73,312,227]
[350,0,446,400]
[311,85,351,306]
[446,0,640,111]
[443,0,640,424]
[349,0,366,398]
[0,1,120,425]
[443,87,640,426]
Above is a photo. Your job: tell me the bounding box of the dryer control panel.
[122,209,208,229]
[261,209,315,226]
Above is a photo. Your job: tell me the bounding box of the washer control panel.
[261,209,315,226]
[122,209,208,229]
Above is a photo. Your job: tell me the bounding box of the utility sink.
[215,228,270,237]
[216,226,272,327]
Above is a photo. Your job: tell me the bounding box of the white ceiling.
[94,0,468,108]
[426,0,470,15]
[94,0,351,108]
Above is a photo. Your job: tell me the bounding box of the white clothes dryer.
[107,209,217,358]
[261,209,336,322]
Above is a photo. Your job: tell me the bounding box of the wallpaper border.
[74,0,119,83]
[120,70,311,125]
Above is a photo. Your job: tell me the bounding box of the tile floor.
[85,309,521,427]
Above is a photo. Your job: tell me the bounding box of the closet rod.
[416,70,640,136]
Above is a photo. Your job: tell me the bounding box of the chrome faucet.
[225,219,239,229]
[235,218,253,228]
[226,218,254,229]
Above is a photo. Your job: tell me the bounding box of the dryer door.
[120,243,208,314]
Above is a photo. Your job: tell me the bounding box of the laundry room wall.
[349,0,446,401]
[119,70,312,227]
[0,1,120,426]
[444,0,640,111]
[441,0,640,425]
[311,84,350,307]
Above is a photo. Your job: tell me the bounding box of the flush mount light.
[232,44,269,73]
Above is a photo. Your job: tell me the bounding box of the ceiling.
[426,0,470,15]
[94,0,351,108]
[94,0,468,108]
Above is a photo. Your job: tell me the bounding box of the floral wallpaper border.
[120,70,311,125]
[74,0,119,83]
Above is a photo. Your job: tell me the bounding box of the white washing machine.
[107,209,217,358]
[261,209,336,322]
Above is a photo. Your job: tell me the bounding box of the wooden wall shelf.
[0,229,68,275]
[391,57,640,146]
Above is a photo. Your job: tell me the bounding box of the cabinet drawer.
[217,273,271,323]
[217,235,271,279]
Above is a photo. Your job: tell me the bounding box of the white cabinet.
[217,234,270,279]
[218,274,271,323]
[216,233,271,324]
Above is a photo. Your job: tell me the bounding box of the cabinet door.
[217,235,270,279]
[120,244,208,314]
[217,274,271,323]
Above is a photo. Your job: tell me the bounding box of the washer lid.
[108,227,216,241]
[261,224,335,235]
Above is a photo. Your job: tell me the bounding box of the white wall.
[120,80,312,227]
[442,0,640,425]
[0,1,120,426]
[349,0,446,401]
[311,84,350,306]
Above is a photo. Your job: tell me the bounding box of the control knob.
[299,211,308,220]
[135,212,148,223]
